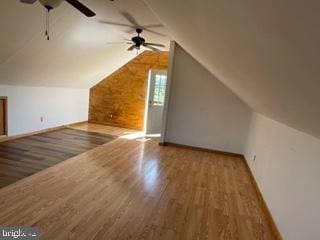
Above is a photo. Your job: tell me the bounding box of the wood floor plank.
[0,124,275,239]
[0,128,114,188]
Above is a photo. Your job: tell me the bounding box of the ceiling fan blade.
[99,20,135,28]
[106,42,132,45]
[143,45,160,52]
[20,0,37,4]
[142,24,163,29]
[142,28,166,37]
[144,43,165,48]
[65,0,96,17]
[126,24,163,35]
[127,45,136,51]
[121,12,140,27]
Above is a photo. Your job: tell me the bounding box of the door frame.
[0,96,8,136]
[144,69,168,134]
[159,41,176,143]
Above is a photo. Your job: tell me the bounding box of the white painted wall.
[146,0,320,139]
[0,85,89,136]
[245,112,320,240]
[164,43,252,154]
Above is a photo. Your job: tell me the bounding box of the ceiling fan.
[113,28,165,52]
[20,0,96,40]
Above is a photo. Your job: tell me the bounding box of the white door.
[146,70,168,135]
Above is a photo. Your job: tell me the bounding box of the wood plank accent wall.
[89,51,169,130]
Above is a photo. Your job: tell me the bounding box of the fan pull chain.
[45,7,51,41]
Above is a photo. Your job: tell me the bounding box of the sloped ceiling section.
[145,0,320,138]
[0,0,170,88]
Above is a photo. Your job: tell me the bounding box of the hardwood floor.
[69,122,141,137]
[0,128,114,188]
[0,124,275,239]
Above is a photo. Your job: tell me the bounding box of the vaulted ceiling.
[0,0,170,88]
[2,0,320,138]
[145,0,320,138]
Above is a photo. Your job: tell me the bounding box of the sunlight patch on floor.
[120,132,161,140]
[120,132,145,140]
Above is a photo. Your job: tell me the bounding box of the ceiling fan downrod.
[136,28,142,37]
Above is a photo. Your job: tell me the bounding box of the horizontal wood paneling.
[89,51,169,130]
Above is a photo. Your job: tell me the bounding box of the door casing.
[0,97,8,136]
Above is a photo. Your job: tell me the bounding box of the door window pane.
[153,74,167,106]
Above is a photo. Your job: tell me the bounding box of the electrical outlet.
[40,117,44,122]
[253,155,256,162]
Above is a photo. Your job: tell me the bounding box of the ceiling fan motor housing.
[132,36,145,47]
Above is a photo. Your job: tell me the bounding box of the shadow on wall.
[89,51,169,130]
